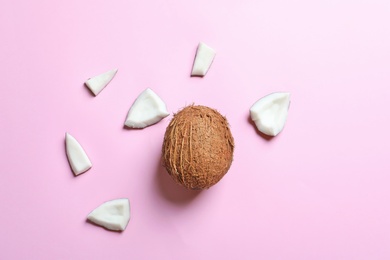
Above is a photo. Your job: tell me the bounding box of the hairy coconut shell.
[162,105,234,190]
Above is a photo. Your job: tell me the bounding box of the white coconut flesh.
[65,133,92,175]
[87,198,131,231]
[85,69,118,96]
[124,88,169,128]
[191,42,216,76]
[250,92,290,136]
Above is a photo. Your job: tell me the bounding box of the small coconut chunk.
[124,88,169,128]
[85,69,118,96]
[191,42,216,76]
[65,133,92,175]
[250,92,290,136]
[87,198,131,231]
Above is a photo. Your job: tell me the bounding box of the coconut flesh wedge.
[250,92,290,136]
[191,42,216,76]
[65,133,92,175]
[124,88,169,128]
[85,69,118,96]
[87,198,131,231]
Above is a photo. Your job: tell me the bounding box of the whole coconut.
[162,105,234,190]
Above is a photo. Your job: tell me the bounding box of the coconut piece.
[162,105,234,190]
[124,88,169,128]
[87,198,130,231]
[85,69,118,96]
[65,133,92,175]
[191,42,216,76]
[250,92,290,136]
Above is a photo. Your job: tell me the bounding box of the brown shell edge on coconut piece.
[162,105,235,190]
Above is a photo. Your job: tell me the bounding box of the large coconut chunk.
[87,198,131,231]
[250,92,290,136]
[124,88,169,128]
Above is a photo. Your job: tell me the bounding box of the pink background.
[1,0,390,259]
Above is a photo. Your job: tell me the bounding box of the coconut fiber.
[162,105,234,190]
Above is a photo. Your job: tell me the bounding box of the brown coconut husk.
[162,105,234,190]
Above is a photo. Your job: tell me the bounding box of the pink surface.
[1,0,390,259]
